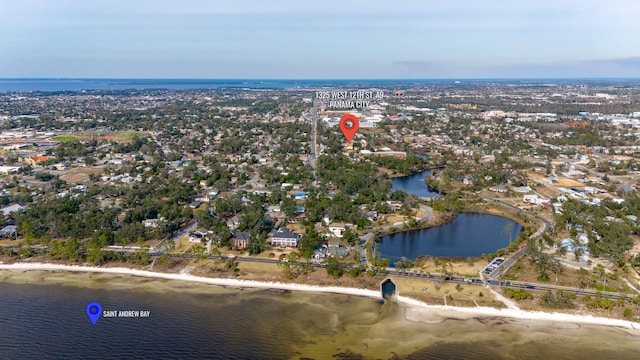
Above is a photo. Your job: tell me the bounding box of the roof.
[1,204,25,215]
[328,247,348,256]
[30,155,49,163]
[271,229,299,239]
[234,231,251,241]
[0,225,16,236]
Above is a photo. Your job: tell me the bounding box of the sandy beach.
[1,261,639,331]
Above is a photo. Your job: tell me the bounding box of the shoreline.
[373,211,457,240]
[384,165,439,179]
[1,261,638,331]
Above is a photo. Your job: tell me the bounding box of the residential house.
[0,225,17,238]
[231,231,251,249]
[189,229,208,243]
[385,201,403,211]
[227,216,239,231]
[328,240,341,249]
[0,166,21,174]
[489,184,508,193]
[1,204,26,216]
[329,223,346,238]
[142,217,165,229]
[270,228,300,247]
[22,155,49,166]
[52,163,67,171]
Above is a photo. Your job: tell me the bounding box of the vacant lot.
[557,178,584,187]
[60,166,103,183]
[393,276,504,308]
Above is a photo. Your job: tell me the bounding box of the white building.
[1,204,26,216]
[328,223,346,238]
[0,166,21,174]
[270,229,300,247]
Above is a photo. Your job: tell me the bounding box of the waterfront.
[0,79,455,93]
[1,269,639,360]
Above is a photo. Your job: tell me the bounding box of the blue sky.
[1,0,639,78]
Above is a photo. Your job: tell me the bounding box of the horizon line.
[2,77,640,81]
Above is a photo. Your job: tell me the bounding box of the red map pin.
[339,114,359,143]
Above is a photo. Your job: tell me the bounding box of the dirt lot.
[414,256,490,278]
[0,239,20,247]
[173,237,196,253]
[286,223,306,234]
[503,257,582,287]
[393,276,504,308]
[557,178,585,187]
[60,167,103,184]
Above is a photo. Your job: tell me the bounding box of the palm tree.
[502,223,514,245]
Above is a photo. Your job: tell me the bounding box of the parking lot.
[482,257,505,276]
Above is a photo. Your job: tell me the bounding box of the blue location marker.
[86,302,102,325]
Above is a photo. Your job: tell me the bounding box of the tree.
[214,193,244,217]
[192,244,207,260]
[84,156,97,166]
[326,256,344,278]
[64,238,80,262]
[226,258,239,275]
[501,223,514,245]
[298,226,322,256]
[248,233,266,255]
[280,260,293,279]
[287,251,299,264]
[342,227,358,247]
[86,239,105,265]
[577,268,592,289]
[281,197,297,218]
[536,253,561,282]
[439,259,452,279]
[133,246,151,266]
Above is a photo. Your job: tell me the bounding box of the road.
[204,253,638,301]
[309,100,318,186]
[474,196,553,281]
[480,196,552,241]
[482,247,527,280]
[574,164,632,187]
[4,242,636,302]
[154,221,197,253]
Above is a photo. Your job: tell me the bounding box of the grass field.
[121,131,143,139]
[52,135,79,142]
[54,131,144,143]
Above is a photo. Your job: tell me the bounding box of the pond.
[376,213,522,261]
[389,169,439,198]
